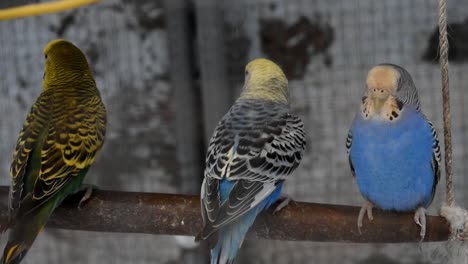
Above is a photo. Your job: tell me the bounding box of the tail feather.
[211,232,237,264]
[1,242,29,264]
[208,186,284,264]
[1,208,49,264]
[210,208,262,264]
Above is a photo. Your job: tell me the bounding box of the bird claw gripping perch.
[357,201,374,234]
[414,207,427,241]
[77,184,98,210]
[273,194,296,215]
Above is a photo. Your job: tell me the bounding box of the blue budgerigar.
[347,64,441,239]
[196,58,306,264]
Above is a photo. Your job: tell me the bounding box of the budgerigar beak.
[372,97,386,112]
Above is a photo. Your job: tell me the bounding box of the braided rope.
[438,0,455,207]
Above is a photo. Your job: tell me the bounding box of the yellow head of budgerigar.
[42,39,91,90]
[361,65,405,122]
[239,58,289,104]
[366,65,400,107]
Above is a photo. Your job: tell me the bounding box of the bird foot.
[273,194,296,215]
[414,207,426,241]
[77,184,97,210]
[357,201,374,234]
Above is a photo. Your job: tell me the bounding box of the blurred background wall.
[1,0,468,263]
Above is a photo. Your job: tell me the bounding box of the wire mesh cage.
[0,0,468,263]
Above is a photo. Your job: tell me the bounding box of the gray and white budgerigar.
[196,58,306,264]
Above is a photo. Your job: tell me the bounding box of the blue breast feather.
[350,107,435,211]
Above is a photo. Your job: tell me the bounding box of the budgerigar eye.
[45,54,48,59]
[245,70,248,75]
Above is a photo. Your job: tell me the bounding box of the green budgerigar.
[2,39,106,264]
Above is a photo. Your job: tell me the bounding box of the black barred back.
[205,99,305,182]
[9,81,106,218]
[426,119,441,203]
[345,130,355,178]
[199,99,306,239]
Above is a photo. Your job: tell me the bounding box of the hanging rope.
[0,0,99,21]
[438,0,455,207]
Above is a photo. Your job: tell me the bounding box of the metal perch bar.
[0,186,450,243]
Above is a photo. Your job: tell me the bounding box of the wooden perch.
[0,0,99,21]
[0,186,450,243]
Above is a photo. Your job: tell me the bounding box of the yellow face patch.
[361,95,402,121]
[362,65,403,121]
[366,65,400,93]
